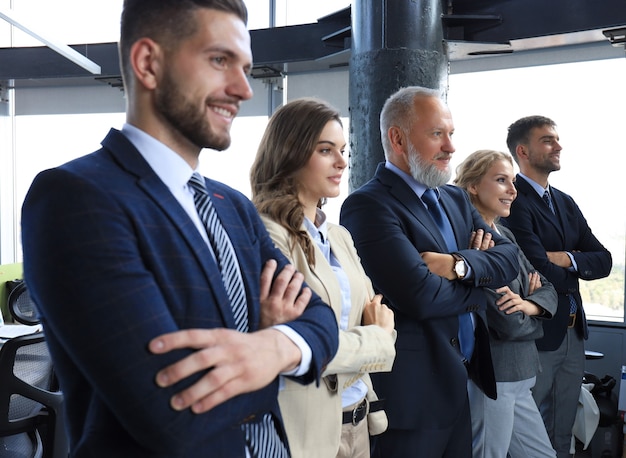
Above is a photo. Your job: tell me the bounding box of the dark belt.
[342,399,385,425]
[568,313,576,328]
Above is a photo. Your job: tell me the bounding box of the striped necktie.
[422,188,475,361]
[188,173,248,331]
[188,173,288,458]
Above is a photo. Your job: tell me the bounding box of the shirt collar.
[303,209,328,242]
[121,123,196,193]
[385,160,432,200]
[518,172,550,197]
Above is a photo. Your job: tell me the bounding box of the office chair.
[0,332,67,458]
[7,281,40,326]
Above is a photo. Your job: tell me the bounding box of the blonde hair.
[454,149,514,205]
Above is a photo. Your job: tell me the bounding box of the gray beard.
[407,143,451,188]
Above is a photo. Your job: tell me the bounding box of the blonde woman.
[250,98,396,458]
[454,150,557,458]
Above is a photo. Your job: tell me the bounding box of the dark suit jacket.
[501,175,612,351]
[21,128,338,457]
[340,163,518,432]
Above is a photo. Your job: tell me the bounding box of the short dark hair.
[119,0,248,88]
[506,115,557,162]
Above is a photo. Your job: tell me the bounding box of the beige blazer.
[262,215,396,458]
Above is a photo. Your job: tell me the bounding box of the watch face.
[455,260,466,277]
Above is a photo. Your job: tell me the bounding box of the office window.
[0,1,270,47]
[274,0,351,26]
[448,57,626,323]
[1,0,123,47]
[246,0,272,30]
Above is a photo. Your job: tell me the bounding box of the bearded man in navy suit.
[502,115,612,458]
[340,86,519,458]
[21,1,338,456]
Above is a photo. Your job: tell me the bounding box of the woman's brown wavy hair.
[250,97,343,267]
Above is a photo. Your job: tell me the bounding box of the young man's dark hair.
[119,0,248,88]
[506,115,557,162]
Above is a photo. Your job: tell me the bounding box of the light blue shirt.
[303,210,368,408]
[120,123,311,377]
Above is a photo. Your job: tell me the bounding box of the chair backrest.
[7,281,40,326]
[0,332,67,458]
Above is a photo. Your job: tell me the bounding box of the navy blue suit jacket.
[501,175,612,351]
[340,164,518,432]
[21,129,338,457]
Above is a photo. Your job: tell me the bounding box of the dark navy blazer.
[502,175,612,351]
[21,128,338,457]
[340,163,518,433]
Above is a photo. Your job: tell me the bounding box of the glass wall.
[0,0,123,46]
[447,58,626,323]
[1,0,624,324]
[274,0,351,26]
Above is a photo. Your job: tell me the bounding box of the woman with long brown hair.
[250,98,396,458]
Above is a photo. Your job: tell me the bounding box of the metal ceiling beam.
[443,0,626,43]
[0,1,625,83]
[0,6,101,75]
[0,42,118,80]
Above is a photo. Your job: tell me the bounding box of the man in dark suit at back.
[501,115,612,458]
[340,86,519,458]
[20,1,338,456]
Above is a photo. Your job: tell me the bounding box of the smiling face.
[154,9,253,153]
[295,119,347,220]
[469,159,517,225]
[405,96,456,188]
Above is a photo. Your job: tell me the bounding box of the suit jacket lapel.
[516,175,563,236]
[140,177,239,329]
[204,179,259,328]
[308,228,343,321]
[103,130,238,329]
[549,188,569,243]
[327,225,367,325]
[376,165,449,251]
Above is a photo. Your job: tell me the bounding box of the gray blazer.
[484,224,558,382]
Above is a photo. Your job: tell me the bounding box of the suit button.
[450,337,459,347]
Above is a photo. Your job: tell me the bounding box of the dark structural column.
[349,0,449,191]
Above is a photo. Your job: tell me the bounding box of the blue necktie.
[422,189,474,361]
[543,189,577,315]
[188,173,288,458]
[542,189,556,214]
